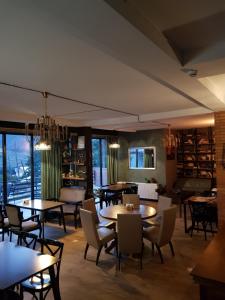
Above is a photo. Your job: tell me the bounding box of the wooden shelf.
[176,127,215,184]
[62,177,86,181]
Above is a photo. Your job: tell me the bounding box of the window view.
[129,147,156,169]
[6,135,32,202]
[3,134,42,202]
[0,135,2,203]
[34,146,41,199]
[92,138,108,188]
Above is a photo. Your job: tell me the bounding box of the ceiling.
[0,0,225,131]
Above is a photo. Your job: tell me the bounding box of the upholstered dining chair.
[143,195,172,227]
[5,204,42,239]
[0,205,9,241]
[82,198,115,229]
[59,187,86,228]
[143,205,177,263]
[80,208,116,265]
[122,194,140,207]
[117,213,143,270]
[20,237,64,300]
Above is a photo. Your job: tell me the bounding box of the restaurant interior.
[1,1,225,300]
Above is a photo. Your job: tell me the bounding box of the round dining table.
[99,204,156,221]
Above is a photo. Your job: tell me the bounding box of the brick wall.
[215,112,225,228]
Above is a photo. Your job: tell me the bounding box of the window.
[129,147,156,169]
[92,138,108,188]
[6,135,31,201]
[0,135,2,203]
[0,133,41,203]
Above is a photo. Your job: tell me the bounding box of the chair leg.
[84,243,89,259]
[151,243,155,256]
[10,230,12,241]
[39,226,42,238]
[155,244,164,264]
[169,241,175,256]
[118,252,121,271]
[96,245,103,265]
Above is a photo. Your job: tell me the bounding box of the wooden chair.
[122,194,140,207]
[20,238,64,300]
[0,205,9,241]
[5,205,42,239]
[12,230,38,249]
[59,187,86,228]
[188,200,217,240]
[80,208,116,265]
[117,213,143,270]
[143,195,172,227]
[143,206,177,263]
[82,198,115,229]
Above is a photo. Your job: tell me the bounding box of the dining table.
[100,204,157,221]
[0,241,60,300]
[11,199,66,237]
[99,183,137,209]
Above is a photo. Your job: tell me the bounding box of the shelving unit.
[61,127,93,198]
[176,127,216,184]
[61,134,87,189]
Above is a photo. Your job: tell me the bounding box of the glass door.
[92,138,108,188]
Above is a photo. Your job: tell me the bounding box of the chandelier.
[164,124,177,158]
[26,92,68,150]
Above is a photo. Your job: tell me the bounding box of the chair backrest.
[0,205,4,227]
[5,205,22,228]
[38,237,64,281]
[117,214,142,254]
[122,194,140,207]
[157,206,177,247]
[157,195,172,211]
[80,208,100,249]
[82,198,99,224]
[59,187,86,203]
[13,230,38,249]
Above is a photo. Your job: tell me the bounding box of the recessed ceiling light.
[181,68,198,77]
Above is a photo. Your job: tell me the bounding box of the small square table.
[12,199,66,237]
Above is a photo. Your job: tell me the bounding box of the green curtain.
[107,139,118,184]
[41,142,62,199]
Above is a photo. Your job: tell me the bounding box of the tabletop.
[187,196,217,205]
[191,226,225,285]
[0,241,57,290]
[100,183,136,192]
[12,199,64,211]
[100,204,156,221]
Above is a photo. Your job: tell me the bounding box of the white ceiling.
[0,0,224,131]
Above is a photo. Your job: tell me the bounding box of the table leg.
[42,218,45,238]
[60,206,66,233]
[183,201,188,233]
[49,265,61,300]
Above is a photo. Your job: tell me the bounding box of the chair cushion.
[143,226,160,243]
[97,227,115,244]
[98,219,115,229]
[21,220,39,231]
[3,217,9,227]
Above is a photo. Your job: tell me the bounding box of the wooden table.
[12,199,66,237]
[100,204,156,221]
[99,183,137,209]
[191,227,225,300]
[183,196,217,233]
[0,241,60,300]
